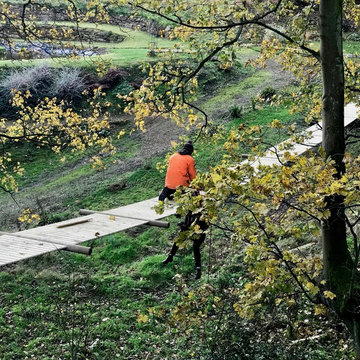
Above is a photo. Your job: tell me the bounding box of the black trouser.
[159,187,176,201]
[169,233,206,268]
[170,212,208,268]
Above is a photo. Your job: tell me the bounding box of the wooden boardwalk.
[0,198,177,266]
[248,102,358,168]
[0,103,358,267]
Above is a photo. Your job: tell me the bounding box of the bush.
[50,67,87,101]
[0,65,54,118]
[98,68,126,88]
[105,81,134,111]
[229,105,243,119]
[0,65,134,117]
[260,86,277,101]
[0,64,52,97]
[343,19,357,33]
[0,47,6,59]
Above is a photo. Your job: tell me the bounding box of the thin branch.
[239,202,317,304]
[131,0,283,31]
[253,21,319,59]
[131,0,319,60]
[184,26,243,88]
[282,200,322,223]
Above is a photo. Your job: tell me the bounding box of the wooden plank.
[16,215,147,248]
[19,213,151,243]
[107,198,176,220]
[0,235,65,266]
[0,236,61,252]
[57,218,92,228]
[0,232,91,256]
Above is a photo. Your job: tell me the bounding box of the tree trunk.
[320,0,351,292]
[320,0,360,355]
[320,0,344,168]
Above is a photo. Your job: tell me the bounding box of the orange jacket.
[165,152,196,189]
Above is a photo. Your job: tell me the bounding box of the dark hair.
[179,141,193,155]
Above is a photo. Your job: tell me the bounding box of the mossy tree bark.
[320,0,360,356]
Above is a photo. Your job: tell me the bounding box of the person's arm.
[188,157,196,182]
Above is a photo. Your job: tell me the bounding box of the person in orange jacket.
[159,141,207,279]
[158,141,196,201]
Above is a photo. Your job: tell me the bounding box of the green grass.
[239,101,303,126]
[0,7,354,358]
[194,103,305,172]
[0,22,177,67]
[343,40,360,55]
[0,22,259,69]
[308,39,360,55]
[9,126,138,183]
[0,218,197,359]
[203,69,270,114]
[77,161,164,211]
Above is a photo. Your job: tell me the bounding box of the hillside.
[1,3,360,359]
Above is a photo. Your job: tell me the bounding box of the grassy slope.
[0,101,349,358]
[0,22,263,68]
[0,23,350,359]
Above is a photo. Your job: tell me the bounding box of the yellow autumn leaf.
[286,299,296,306]
[324,291,336,300]
[148,307,156,315]
[314,304,327,316]
[136,313,149,323]
[305,281,319,295]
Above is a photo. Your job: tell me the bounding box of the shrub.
[105,81,134,111]
[346,32,360,42]
[229,105,243,119]
[343,18,357,33]
[0,47,6,59]
[98,68,126,88]
[0,64,52,97]
[260,86,276,101]
[50,67,87,101]
[0,65,54,118]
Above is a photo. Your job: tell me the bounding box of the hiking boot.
[162,254,173,265]
[195,267,202,279]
